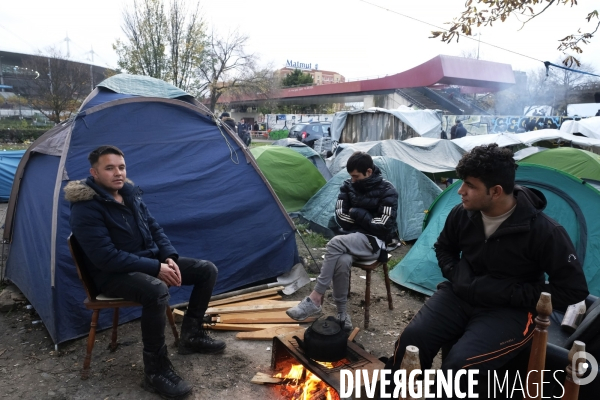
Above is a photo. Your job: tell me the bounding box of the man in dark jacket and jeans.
[286,152,399,331]
[65,145,226,399]
[384,144,588,397]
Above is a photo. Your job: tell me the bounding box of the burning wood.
[272,362,340,400]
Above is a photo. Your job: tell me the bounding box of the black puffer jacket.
[435,185,588,311]
[65,177,178,284]
[335,166,399,244]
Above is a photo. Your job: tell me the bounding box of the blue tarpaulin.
[0,150,25,201]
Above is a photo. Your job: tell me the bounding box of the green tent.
[250,146,326,212]
[390,164,600,297]
[299,156,442,241]
[519,147,600,181]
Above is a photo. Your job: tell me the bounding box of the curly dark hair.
[456,144,517,194]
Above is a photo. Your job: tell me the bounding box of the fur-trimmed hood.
[64,178,135,203]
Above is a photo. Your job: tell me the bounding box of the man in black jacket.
[286,152,398,331]
[385,144,588,396]
[66,145,226,399]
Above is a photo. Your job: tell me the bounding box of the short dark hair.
[88,145,125,167]
[456,144,517,194]
[346,151,374,175]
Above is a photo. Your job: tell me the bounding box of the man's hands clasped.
[158,257,182,287]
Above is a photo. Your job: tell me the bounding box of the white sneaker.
[286,297,322,321]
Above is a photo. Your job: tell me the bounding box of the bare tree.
[196,30,276,112]
[113,0,206,93]
[21,48,91,123]
[546,61,598,113]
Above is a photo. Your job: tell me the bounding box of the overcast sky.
[2,0,599,80]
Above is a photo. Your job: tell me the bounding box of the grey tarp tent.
[330,107,442,148]
[328,138,466,176]
[299,156,441,241]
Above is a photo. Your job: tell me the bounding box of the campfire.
[273,361,341,400]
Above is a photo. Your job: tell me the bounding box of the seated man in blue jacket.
[287,151,399,331]
[65,145,226,399]
[384,144,588,397]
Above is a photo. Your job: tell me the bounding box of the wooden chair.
[67,234,180,380]
[348,257,394,329]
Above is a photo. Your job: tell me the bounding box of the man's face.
[349,168,372,183]
[457,176,493,212]
[90,154,126,193]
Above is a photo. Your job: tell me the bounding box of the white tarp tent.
[452,129,600,152]
[560,117,600,139]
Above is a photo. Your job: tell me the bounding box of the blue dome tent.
[3,74,298,344]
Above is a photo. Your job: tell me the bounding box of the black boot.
[178,316,226,355]
[142,344,192,399]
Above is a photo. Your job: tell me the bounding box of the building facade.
[276,66,345,86]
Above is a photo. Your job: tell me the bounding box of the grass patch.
[387,253,405,271]
[294,219,329,248]
[249,141,270,148]
[0,143,30,151]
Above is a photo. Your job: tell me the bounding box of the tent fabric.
[0,151,25,202]
[519,147,600,181]
[451,130,600,152]
[250,146,326,212]
[271,139,333,180]
[513,147,548,161]
[560,117,600,139]
[330,107,442,143]
[5,76,298,344]
[328,139,465,176]
[390,164,600,298]
[97,73,191,99]
[300,156,442,241]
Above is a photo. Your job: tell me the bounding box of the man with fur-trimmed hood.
[64,145,226,399]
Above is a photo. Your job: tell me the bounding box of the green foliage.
[0,128,46,143]
[268,129,289,140]
[282,69,314,87]
[294,220,329,248]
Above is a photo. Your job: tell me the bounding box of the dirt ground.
[0,231,436,399]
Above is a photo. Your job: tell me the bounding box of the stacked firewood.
[173,286,315,340]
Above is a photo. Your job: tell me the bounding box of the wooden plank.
[217,310,316,324]
[251,372,283,385]
[209,296,282,308]
[207,287,284,307]
[172,308,184,323]
[236,326,305,340]
[348,327,360,342]
[204,323,299,331]
[205,301,299,315]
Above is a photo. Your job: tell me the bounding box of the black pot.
[293,316,348,362]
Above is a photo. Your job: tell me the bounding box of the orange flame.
[274,362,339,400]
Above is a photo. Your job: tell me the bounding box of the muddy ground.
[0,230,436,399]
